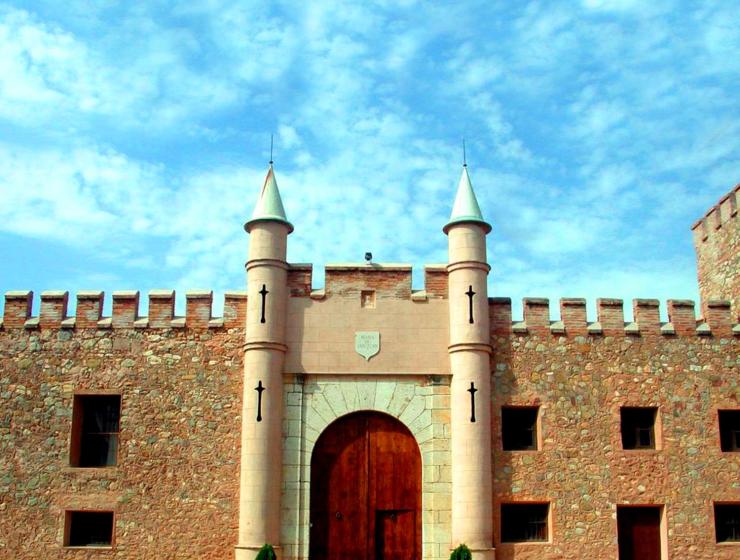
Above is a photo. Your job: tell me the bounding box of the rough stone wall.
[2,274,739,560]
[693,184,740,321]
[491,332,739,560]
[0,327,244,559]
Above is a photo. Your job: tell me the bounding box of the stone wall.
[693,184,740,321]
[0,327,244,559]
[491,332,739,560]
[1,284,739,559]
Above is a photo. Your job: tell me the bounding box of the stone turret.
[236,164,293,559]
[692,184,739,322]
[445,164,495,559]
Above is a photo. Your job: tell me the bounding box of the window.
[715,504,740,543]
[719,410,740,452]
[360,290,376,308]
[65,511,114,547]
[70,395,121,467]
[500,503,549,542]
[501,406,539,450]
[620,407,657,450]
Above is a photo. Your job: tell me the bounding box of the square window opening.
[70,395,121,468]
[715,503,740,543]
[500,503,549,543]
[501,406,539,451]
[719,410,740,452]
[621,407,657,450]
[65,511,114,547]
[360,290,376,309]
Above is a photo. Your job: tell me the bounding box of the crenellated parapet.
[4,288,739,337]
[286,262,450,301]
[5,284,739,338]
[691,183,738,245]
[489,297,739,338]
[1,290,248,330]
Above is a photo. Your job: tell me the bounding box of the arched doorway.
[309,411,422,560]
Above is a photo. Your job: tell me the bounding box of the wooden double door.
[309,412,422,560]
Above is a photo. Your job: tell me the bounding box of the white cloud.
[0,0,735,314]
[0,5,250,130]
[0,143,166,242]
[581,0,651,12]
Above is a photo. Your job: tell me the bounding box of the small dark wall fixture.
[259,284,269,323]
[467,382,477,423]
[255,381,265,422]
[466,285,476,324]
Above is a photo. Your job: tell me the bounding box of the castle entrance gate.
[309,411,422,560]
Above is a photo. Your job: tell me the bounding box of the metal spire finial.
[269,134,274,166]
[462,138,467,167]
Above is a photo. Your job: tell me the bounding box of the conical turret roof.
[443,164,491,233]
[244,164,294,233]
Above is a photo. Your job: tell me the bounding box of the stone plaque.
[355,331,380,361]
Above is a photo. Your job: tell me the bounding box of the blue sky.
[0,0,738,319]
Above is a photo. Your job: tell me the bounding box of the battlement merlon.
[691,183,739,245]
[2,290,738,337]
[1,290,248,330]
[286,263,450,300]
[491,297,738,338]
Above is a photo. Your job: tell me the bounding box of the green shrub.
[255,544,277,560]
[449,544,472,560]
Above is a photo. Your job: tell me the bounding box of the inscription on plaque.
[355,331,380,361]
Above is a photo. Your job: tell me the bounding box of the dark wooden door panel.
[310,412,421,560]
[617,507,661,560]
[369,415,421,511]
[310,413,369,560]
[375,510,416,560]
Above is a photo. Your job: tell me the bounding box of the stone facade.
[491,326,738,560]
[0,326,243,559]
[0,177,738,560]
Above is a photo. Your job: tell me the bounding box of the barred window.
[70,395,121,467]
[715,504,740,543]
[501,503,549,542]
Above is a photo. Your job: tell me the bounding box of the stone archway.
[309,411,422,560]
